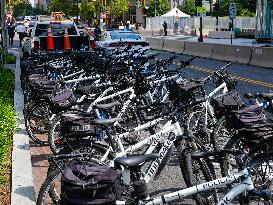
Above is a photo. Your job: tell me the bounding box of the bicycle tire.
[178,139,217,205]
[25,101,51,145]
[48,114,62,154]
[212,116,238,177]
[239,155,273,205]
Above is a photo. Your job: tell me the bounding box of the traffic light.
[195,0,203,7]
[213,2,219,11]
[141,7,148,15]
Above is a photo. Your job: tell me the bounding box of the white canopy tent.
[161,7,190,18]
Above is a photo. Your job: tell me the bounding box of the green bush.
[6,53,16,64]
[0,65,16,191]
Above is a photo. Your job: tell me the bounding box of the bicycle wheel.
[187,106,216,149]
[178,139,217,205]
[37,157,108,205]
[212,116,238,177]
[25,101,51,145]
[239,155,273,205]
[48,114,63,154]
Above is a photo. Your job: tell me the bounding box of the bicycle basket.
[61,159,122,205]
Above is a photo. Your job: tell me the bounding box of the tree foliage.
[147,0,170,17]
[109,0,129,17]
[8,0,49,17]
[214,0,256,17]
[178,0,196,16]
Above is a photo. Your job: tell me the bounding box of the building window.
[129,7,136,23]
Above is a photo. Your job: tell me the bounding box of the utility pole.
[1,0,7,63]
[216,0,219,31]
[154,0,156,17]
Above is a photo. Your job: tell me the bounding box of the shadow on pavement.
[14,186,36,202]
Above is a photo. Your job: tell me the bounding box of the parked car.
[93,29,149,55]
[22,20,88,58]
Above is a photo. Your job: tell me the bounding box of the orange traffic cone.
[64,27,71,51]
[47,26,54,51]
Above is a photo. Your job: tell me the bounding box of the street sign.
[135,0,142,8]
[100,12,106,19]
[197,12,206,17]
[197,6,206,17]
[229,3,237,19]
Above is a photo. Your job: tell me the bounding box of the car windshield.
[110,32,141,40]
[34,23,77,37]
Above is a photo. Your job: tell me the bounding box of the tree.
[109,0,129,17]
[213,0,255,17]
[49,0,74,16]
[80,1,99,20]
[178,0,196,16]
[147,0,170,17]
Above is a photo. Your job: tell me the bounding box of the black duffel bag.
[211,90,244,116]
[61,159,122,205]
[60,110,97,138]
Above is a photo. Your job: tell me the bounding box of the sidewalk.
[144,35,268,47]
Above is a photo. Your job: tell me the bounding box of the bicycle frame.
[116,168,254,205]
[100,119,184,184]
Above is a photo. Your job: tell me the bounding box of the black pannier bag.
[49,89,77,112]
[226,104,266,129]
[29,76,60,95]
[211,90,244,116]
[238,122,273,139]
[60,110,97,138]
[61,160,122,205]
[168,79,203,105]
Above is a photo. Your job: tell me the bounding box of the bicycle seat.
[244,93,256,99]
[114,153,159,168]
[258,93,273,100]
[93,101,121,110]
[92,117,123,126]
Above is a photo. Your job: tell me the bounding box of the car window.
[110,32,141,40]
[35,23,77,37]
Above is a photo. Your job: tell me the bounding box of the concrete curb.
[10,50,36,205]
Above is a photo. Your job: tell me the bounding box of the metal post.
[216,0,219,31]
[198,16,203,42]
[154,0,156,17]
[1,0,7,63]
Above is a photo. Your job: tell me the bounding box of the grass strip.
[0,63,16,204]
